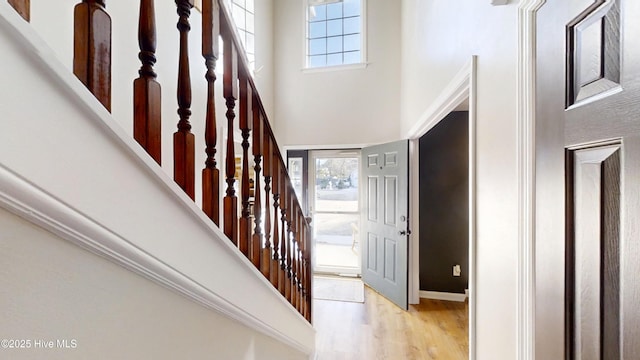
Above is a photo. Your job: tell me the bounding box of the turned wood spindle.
[284,185,293,302]
[300,212,307,313]
[202,0,220,224]
[74,0,111,111]
[239,70,252,257]
[134,0,162,164]
[299,215,307,315]
[251,104,264,269]
[306,225,312,321]
[223,25,239,245]
[279,164,288,296]
[261,135,273,278]
[271,156,281,288]
[173,0,195,199]
[8,0,29,21]
[291,206,298,308]
[297,210,303,311]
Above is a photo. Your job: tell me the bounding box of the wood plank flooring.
[313,285,468,360]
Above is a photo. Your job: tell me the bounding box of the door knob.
[399,230,411,236]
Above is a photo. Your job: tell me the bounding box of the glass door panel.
[311,152,360,275]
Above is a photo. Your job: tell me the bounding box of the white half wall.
[0,206,307,360]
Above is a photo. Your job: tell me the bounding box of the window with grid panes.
[230,0,255,70]
[307,0,362,68]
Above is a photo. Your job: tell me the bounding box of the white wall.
[254,0,275,119]
[401,1,519,359]
[0,2,314,357]
[0,207,306,360]
[273,0,401,147]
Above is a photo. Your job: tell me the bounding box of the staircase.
[0,0,314,358]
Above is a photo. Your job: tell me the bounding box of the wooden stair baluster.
[8,0,29,21]
[302,212,308,315]
[285,185,294,303]
[133,0,161,165]
[202,0,220,225]
[296,209,303,312]
[271,157,281,288]
[261,135,272,278]
[173,0,195,199]
[222,22,239,244]
[307,224,312,321]
[251,104,264,269]
[290,203,298,308]
[300,216,307,317]
[74,0,111,111]
[238,69,252,257]
[279,164,288,296]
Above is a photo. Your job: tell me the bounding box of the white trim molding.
[420,291,467,303]
[406,59,473,139]
[0,164,313,356]
[406,56,477,359]
[517,1,546,359]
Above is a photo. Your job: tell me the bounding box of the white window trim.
[302,0,368,72]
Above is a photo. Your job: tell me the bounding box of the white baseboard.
[420,290,467,302]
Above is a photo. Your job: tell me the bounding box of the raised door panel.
[567,144,620,360]
[566,0,621,107]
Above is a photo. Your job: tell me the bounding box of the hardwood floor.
[313,285,468,360]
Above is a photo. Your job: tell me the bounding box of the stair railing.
[7,0,312,323]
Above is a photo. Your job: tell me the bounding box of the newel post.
[74,0,111,111]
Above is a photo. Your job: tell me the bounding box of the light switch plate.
[453,265,461,277]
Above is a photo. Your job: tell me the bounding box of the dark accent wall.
[419,111,469,294]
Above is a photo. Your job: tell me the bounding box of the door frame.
[405,56,477,357]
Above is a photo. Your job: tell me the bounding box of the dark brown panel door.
[537,0,640,358]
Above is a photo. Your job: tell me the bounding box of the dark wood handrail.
[8,0,312,324]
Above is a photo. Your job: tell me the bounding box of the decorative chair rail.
[7,0,312,323]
